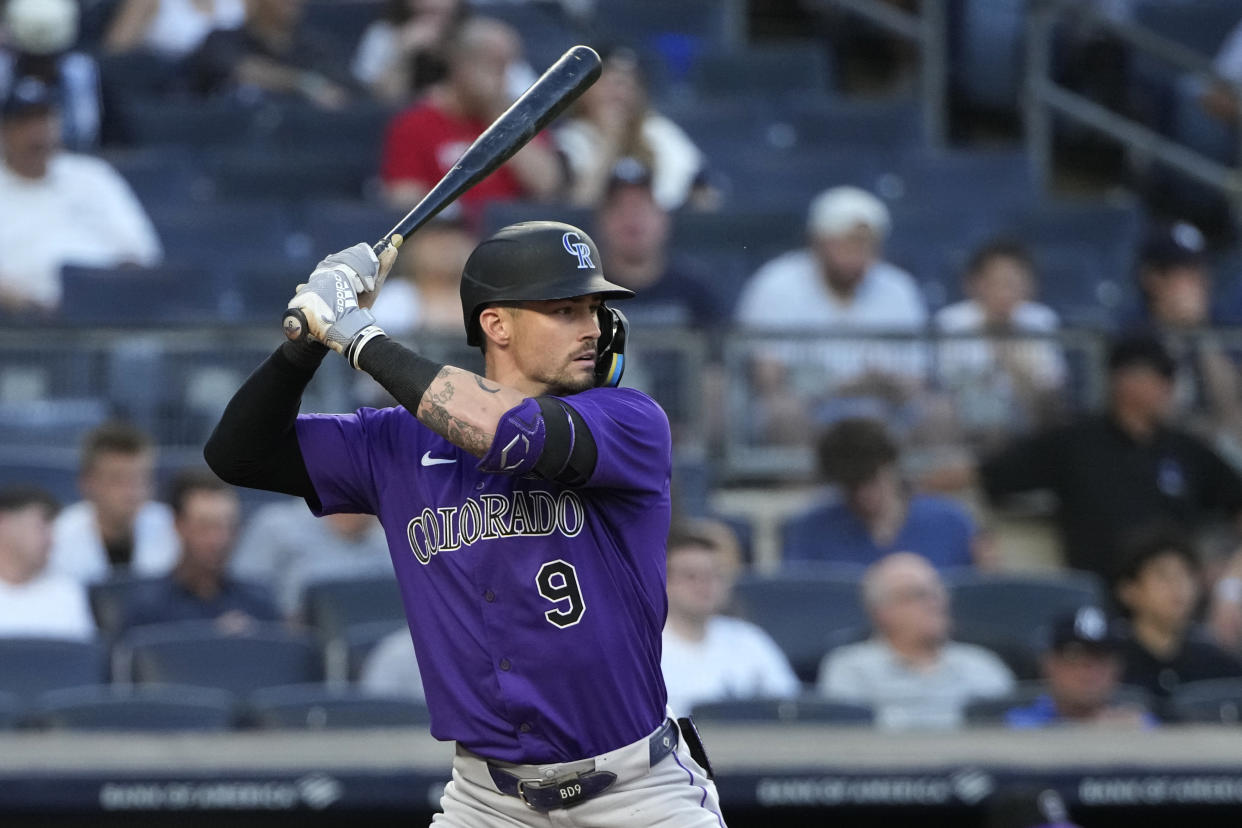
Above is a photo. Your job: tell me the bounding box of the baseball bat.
[283,44,603,342]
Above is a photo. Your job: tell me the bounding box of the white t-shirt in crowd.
[143,0,245,59]
[557,112,705,210]
[0,570,96,641]
[934,298,1066,389]
[360,627,426,701]
[0,154,163,308]
[661,616,801,717]
[48,500,179,584]
[818,638,1015,730]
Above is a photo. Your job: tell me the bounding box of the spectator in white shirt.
[818,552,1014,729]
[735,186,929,444]
[48,421,178,584]
[359,627,426,700]
[104,0,246,61]
[935,239,1066,442]
[0,77,162,313]
[661,521,800,716]
[0,486,95,641]
[231,500,391,618]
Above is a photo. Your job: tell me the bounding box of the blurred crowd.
[6,0,1242,743]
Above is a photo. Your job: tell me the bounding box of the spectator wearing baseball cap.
[1006,606,1153,728]
[734,186,929,444]
[979,334,1242,586]
[0,76,162,314]
[1114,525,1242,719]
[0,0,103,150]
[595,158,725,328]
[1126,222,1242,470]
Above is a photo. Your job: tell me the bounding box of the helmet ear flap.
[593,306,629,388]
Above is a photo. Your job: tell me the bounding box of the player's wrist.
[278,337,330,372]
[345,325,387,370]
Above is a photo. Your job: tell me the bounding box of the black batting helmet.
[460,221,633,344]
[460,221,634,386]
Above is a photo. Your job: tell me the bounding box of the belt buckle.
[516,779,540,810]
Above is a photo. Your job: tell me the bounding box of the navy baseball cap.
[1106,334,1176,379]
[1,76,58,121]
[1139,222,1207,271]
[604,156,653,199]
[1047,606,1120,655]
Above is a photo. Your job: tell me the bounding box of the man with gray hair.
[817,552,1014,729]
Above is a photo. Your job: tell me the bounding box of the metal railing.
[808,0,949,146]
[1025,0,1242,216]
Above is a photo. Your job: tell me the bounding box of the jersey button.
[519,722,532,733]
[499,658,511,671]
[484,590,495,602]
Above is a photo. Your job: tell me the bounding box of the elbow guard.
[477,397,597,486]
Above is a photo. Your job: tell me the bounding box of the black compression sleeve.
[354,335,445,415]
[203,340,326,503]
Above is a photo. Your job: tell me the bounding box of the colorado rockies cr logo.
[562,232,595,269]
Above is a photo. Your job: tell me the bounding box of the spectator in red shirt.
[379,17,562,216]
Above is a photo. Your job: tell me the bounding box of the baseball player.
[205,221,726,826]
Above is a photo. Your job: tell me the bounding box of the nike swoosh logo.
[421,451,456,467]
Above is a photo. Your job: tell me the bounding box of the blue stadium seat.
[593,0,735,49]
[1131,0,1240,56]
[1031,244,1128,328]
[670,211,804,270]
[60,265,216,325]
[731,569,867,683]
[301,576,406,639]
[1011,202,1143,260]
[768,98,926,152]
[247,684,430,729]
[689,696,872,724]
[945,571,1107,653]
[266,104,394,159]
[154,201,294,275]
[690,44,832,101]
[302,0,384,61]
[0,639,108,704]
[88,575,164,641]
[332,620,407,683]
[893,150,1037,213]
[0,691,22,729]
[718,150,891,211]
[0,450,79,505]
[481,201,593,238]
[1170,678,1242,724]
[118,98,264,148]
[0,398,109,449]
[31,684,238,731]
[104,146,208,209]
[300,200,408,260]
[951,0,1025,113]
[119,622,324,695]
[207,151,375,201]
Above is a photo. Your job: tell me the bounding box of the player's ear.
[478,306,512,349]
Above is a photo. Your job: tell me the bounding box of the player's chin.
[547,365,595,395]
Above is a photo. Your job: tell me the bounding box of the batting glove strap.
[345,324,387,370]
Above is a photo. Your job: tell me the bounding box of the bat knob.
[282,307,308,342]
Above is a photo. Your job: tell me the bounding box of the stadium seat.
[893,150,1037,214]
[247,684,430,729]
[0,450,79,506]
[945,571,1108,653]
[716,150,891,211]
[0,639,108,704]
[689,696,872,724]
[207,150,375,201]
[117,98,264,148]
[1170,678,1242,724]
[300,200,408,261]
[670,210,804,271]
[88,575,164,640]
[477,2,585,72]
[690,44,832,100]
[329,621,407,683]
[0,691,22,730]
[952,624,1042,682]
[731,569,867,683]
[0,398,109,450]
[481,201,594,239]
[60,265,217,326]
[104,146,208,209]
[30,684,238,732]
[951,0,1025,113]
[119,622,324,695]
[301,576,406,639]
[764,98,926,153]
[965,682,1154,725]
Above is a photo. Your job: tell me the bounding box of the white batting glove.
[287,244,391,368]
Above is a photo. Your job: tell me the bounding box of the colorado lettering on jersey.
[405,489,586,565]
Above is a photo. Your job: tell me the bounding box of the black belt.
[487,718,679,812]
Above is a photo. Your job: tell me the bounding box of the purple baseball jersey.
[295,387,672,764]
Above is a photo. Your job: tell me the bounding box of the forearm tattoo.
[475,376,501,393]
[418,366,494,456]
